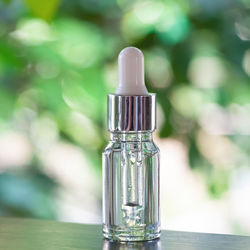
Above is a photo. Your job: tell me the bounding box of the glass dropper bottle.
[102,47,160,241]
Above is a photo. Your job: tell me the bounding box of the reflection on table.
[103,238,161,250]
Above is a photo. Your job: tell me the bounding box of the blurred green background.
[0,0,250,235]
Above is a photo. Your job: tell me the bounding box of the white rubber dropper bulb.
[116,47,149,95]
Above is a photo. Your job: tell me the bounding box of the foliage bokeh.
[0,0,250,234]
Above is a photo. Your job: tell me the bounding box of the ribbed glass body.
[102,132,160,241]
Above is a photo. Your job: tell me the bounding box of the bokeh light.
[0,0,250,236]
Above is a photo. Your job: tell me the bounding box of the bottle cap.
[108,47,156,132]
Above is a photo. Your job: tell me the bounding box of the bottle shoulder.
[103,140,160,156]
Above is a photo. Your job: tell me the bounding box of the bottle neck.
[110,132,153,142]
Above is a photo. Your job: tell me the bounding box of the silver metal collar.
[108,94,156,132]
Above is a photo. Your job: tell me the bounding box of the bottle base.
[103,224,160,242]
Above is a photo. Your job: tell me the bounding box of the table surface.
[0,217,250,250]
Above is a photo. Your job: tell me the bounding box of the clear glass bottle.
[102,94,160,241]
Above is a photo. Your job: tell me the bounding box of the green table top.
[0,217,249,250]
